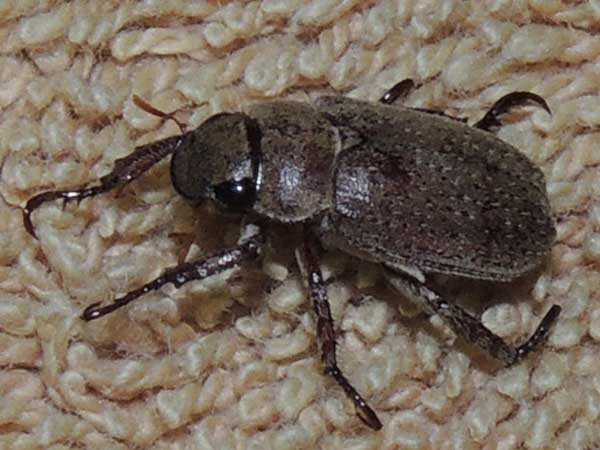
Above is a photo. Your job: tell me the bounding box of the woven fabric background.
[1,1,599,449]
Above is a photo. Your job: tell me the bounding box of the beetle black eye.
[213,178,256,212]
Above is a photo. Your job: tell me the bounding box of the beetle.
[23,79,561,431]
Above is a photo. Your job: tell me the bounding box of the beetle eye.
[213,178,256,212]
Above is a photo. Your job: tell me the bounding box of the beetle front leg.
[82,225,263,321]
[474,92,551,131]
[385,271,561,366]
[299,232,382,430]
[23,130,186,238]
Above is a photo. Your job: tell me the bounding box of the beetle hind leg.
[299,231,383,430]
[385,271,561,367]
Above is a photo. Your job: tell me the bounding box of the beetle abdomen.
[318,97,554,280]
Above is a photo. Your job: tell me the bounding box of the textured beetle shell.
[246,101,337,222]
[315,96,555,281]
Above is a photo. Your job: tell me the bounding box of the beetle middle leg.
[385,271,561,367]
[299,230,383,430]
[82,225,263,320]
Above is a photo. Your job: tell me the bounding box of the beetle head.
[171,112,261,214]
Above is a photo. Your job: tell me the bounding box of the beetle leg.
[81,225,263,321]
[474,91,551,132]
[379,78,418,104]
[380,79,467,123]
[23,133,185,238]
[385,271,561,367]
[412,107,468,123]
[299,232,383,431]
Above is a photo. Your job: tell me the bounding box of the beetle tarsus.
[510,303,561,366]
[326,366,383,430]
[379,78,417,105]
[23,188,96,239]
[82,301,116,321]
[475,91,551,131]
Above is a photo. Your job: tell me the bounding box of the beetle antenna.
[133,95,187,134]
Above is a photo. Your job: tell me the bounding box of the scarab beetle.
[23,79,561,430]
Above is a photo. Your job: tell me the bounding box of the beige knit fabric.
[1,1,600,449]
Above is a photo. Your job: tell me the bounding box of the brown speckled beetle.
[23,80,561,431]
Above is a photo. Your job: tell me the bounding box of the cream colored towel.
[1,2,599,449]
